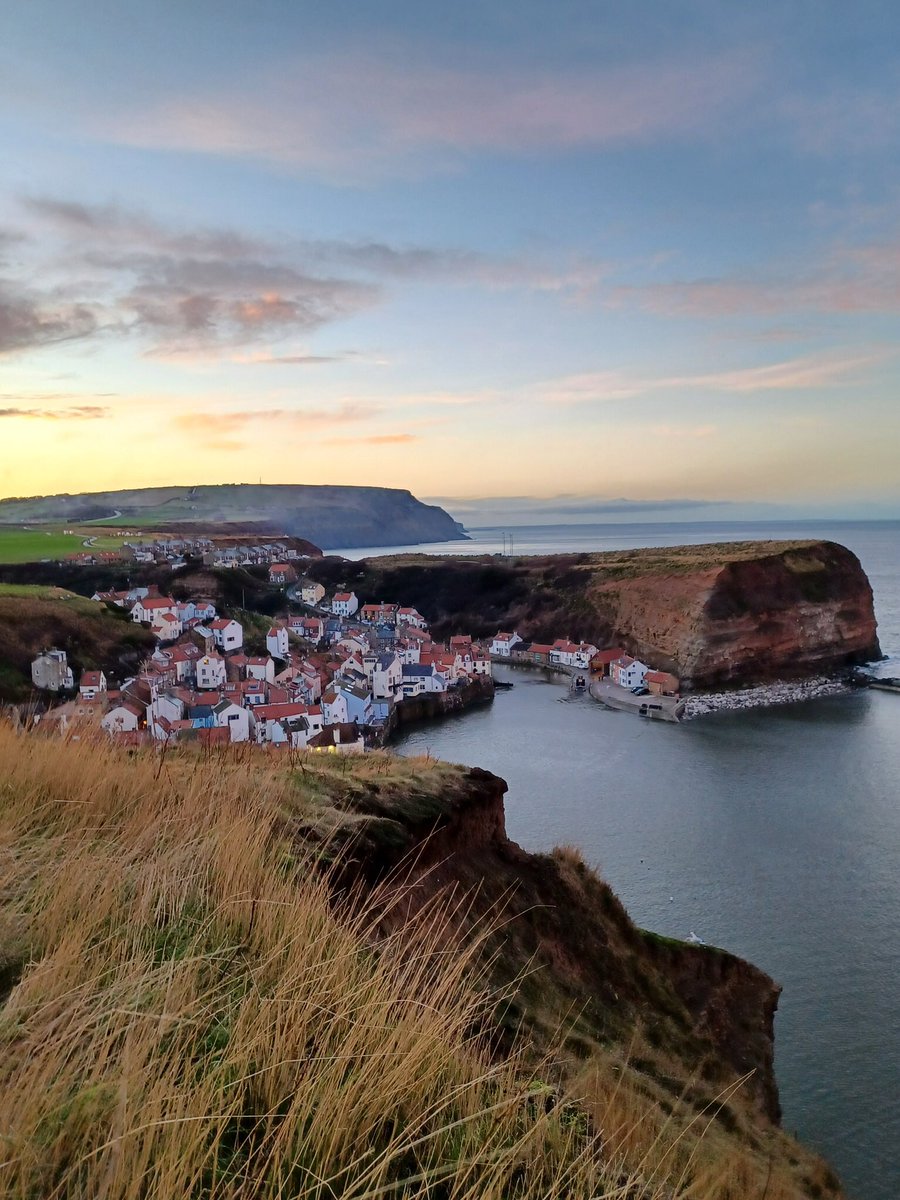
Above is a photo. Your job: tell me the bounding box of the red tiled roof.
[590,648,625,664]
[256,702,309,721]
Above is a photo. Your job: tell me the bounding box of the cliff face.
[589,540,880,687]
[326,763,844,1197]
[338,765,782,1121]
[315,539,879,688]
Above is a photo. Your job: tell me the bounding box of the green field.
[0,527,127,564]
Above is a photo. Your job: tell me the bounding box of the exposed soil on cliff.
[319,760,843,1198]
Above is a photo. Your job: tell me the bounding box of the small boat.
[493,679,515,690]
[572,675,587,691]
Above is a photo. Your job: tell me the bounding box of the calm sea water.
[383,521,900,1200]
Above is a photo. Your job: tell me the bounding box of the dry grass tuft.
[0,727,653,1199]
[0,727,842,1199]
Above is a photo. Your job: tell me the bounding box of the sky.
[2,0,900,524]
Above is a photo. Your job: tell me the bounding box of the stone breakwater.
[682,676,851,720]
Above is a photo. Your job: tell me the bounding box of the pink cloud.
[92,48,762,181]
[608,237,900,319]
[532,351,888,405]
[321,432,419,446]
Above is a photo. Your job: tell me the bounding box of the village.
[66,533,315,569]
[27,567,683,749]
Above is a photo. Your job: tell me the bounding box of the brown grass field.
[0,728,842,1199]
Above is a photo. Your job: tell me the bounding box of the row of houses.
[69,536,314,569]
[489,631,680,695]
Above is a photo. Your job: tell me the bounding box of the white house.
[395,639,422,665]
[337,683,373,727]
[196,654,227,690]
[401,663,447,695]
[337,633,368,657]
[471,648,492,676]
[245,656,276,683]
[101,702,143,734]
[489,632,522,657]
[254,702,311,745]
[151,610,183,642]
[213,699,251,743]
[289,615,324,643]
[372,652,403,700]
[268,563,296,586]
[149,691,186,739]
[300,580,326,606]
[331,591,359,617]
[610,656,650,689]
[79,670,107,699]
[130,596,178,625]
[321,688,349,726]
[210,619,243,652]
[271,715,311,748]
[397,606,428,630]
[31,649,74,692]
[571,642,599,669]
[549,639,599,669]
[266,626,290,660]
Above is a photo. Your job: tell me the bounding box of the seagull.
[687,931,705,945]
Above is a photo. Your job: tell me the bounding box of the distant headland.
[0,484,468,551]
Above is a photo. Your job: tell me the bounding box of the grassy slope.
[0,527,127,564]
[0,731,843,1199]
[0,586,155,700]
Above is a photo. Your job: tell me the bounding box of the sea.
[331,520,900,1200]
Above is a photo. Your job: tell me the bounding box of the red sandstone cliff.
[322,762,845,1195]
[587,540,880,688]
[316,538,879,689]
[335,766,782,1122]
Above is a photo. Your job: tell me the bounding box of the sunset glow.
[2,2,899,520]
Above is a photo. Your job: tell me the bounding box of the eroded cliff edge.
[316,762,844,1197]
[310,538,879,687]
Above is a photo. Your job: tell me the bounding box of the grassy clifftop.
[0,729,843,1198]
[0,585,154,700]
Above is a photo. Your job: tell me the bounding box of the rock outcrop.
[321,761,844,1196]
[313,539,879,688]
[589,540,880,687]
[334,765,781,1120]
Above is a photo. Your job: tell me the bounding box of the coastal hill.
[0,727,844,1198]
[0,484,467,550]
[309,539,880,687]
